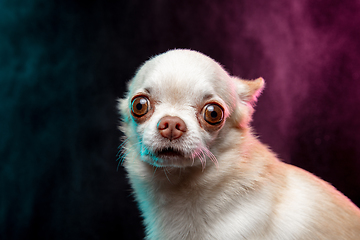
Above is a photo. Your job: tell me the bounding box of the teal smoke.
[0,2,135,239]
[1,1,81,238]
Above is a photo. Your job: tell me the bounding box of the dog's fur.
[118,49,360,240]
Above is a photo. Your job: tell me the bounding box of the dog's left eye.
[131,96,149,117]
[203,104,224,125]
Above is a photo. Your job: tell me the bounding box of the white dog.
[118,49,360,240]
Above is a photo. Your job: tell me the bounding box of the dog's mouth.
[154,147,184,159]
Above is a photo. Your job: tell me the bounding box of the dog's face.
[119,49,264,168]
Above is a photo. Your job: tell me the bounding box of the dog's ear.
[229,77,264,128]
[233,77,265,105]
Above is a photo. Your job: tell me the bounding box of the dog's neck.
[125,126,268,200]
[124,128,274,240]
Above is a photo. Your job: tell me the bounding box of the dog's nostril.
[158,121,169,130]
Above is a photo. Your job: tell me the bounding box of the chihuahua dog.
[118,49,360,240]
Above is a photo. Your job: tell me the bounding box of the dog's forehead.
[144,66,216,104]
[130,50,234,106]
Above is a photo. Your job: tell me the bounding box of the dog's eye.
[131,96,149,117]
[203,104,224,125]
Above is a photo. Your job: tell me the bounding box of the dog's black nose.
[158,116,187,141]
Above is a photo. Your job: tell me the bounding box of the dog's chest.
[145,183,274,240]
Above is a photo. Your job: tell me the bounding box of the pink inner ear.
[234,77,265,103]
[249,77,265,102]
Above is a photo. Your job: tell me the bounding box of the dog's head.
[119,49,264,168]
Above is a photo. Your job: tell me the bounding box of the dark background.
[1,0,360,239]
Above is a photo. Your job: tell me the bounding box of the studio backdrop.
[1,1,360,239]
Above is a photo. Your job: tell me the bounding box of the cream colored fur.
[118,49,360,240]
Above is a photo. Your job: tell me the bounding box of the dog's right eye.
[131,96,149,117]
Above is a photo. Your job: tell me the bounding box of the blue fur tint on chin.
[141,146,160,165]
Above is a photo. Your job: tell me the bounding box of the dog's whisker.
[190,145,218,171]
[117,154,126,170]
[191,153,195,166]
[198,148,207,171]
[117,150,134,170]
[192,149,202,167]
[117,140,142,170]
[163,167,173,184]
[117,138,132,154]
[152,166,159,181]
[116,138,128,159]
[191,150,198,164]
[202,147,218,169]
[117,138,129,150]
